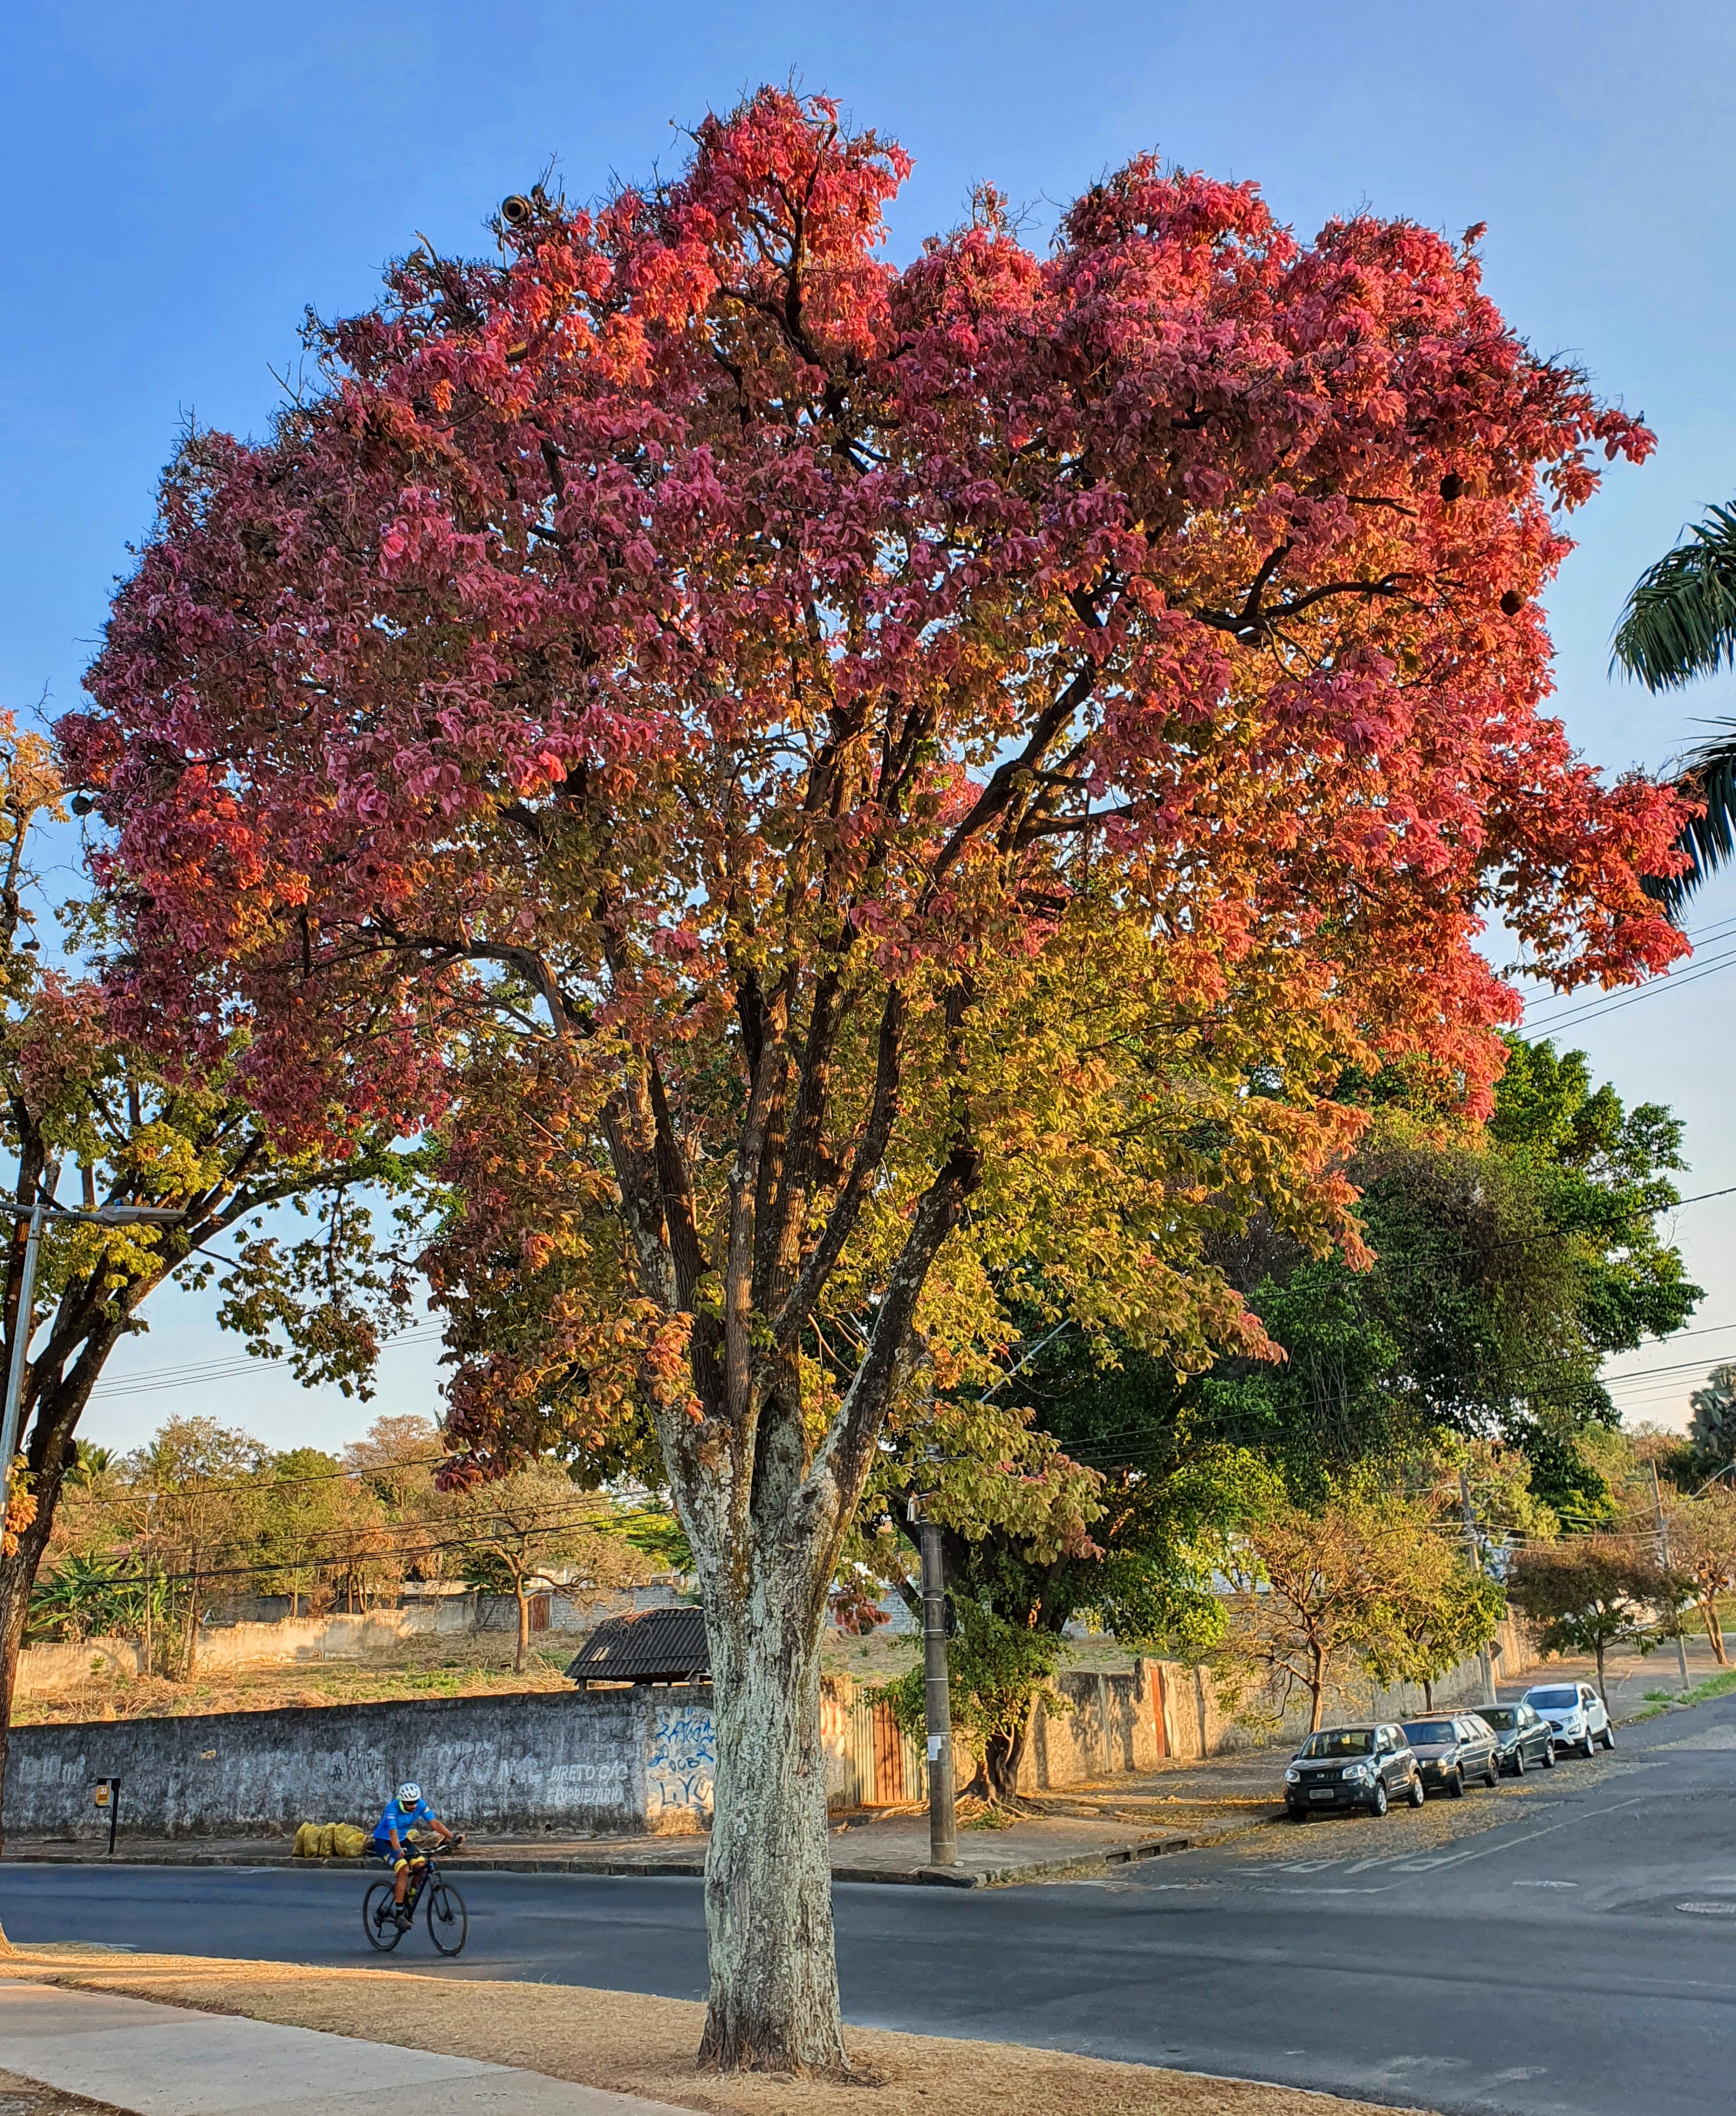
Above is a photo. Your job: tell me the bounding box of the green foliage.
[1614,501,1736,695]
[1200,1040,1698,1507]
[1612,502,1736,909]
[1506,1537,1687,1680]
[611,1501,693,1574]
[874,1598,1069,1793]
[1690,1363,1736,1470]
[28,1552,164,1643]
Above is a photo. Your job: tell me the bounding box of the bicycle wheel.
[363,1881,405,1952]
[427,1879,467,1956]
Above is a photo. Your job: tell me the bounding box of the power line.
[1521,947,1736,1036]
[87,1327,444,1402]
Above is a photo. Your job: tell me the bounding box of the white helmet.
[397,1782,421,1805]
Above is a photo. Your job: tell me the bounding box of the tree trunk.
[698,1574,845,2076]
[1423,1678,1435,1711]
[514,1581,529,1675]
[1593,1640,1606,1702]
[1308,1644,1327,1732]
[978,1718,1029,1805]
[1700,1598,1728,1666]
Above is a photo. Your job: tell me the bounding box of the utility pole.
[0,1174,55,1491]
[1649,1460,1693,1695]
[1,1179,184,1528]
[909,1495,956,1869]
[1460,1467,1497,1708]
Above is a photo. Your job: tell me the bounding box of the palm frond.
[1613,503,1736,692]
[1652,720,1736,915]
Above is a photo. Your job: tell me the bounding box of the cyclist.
[368,1782,460,1925]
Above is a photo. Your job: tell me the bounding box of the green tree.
[252,1449,348,1618]
[1690,1365,1736,1471]
[1218,1482,1446,1734]
[127,1419,266,1679]
[1663,1486,1736,1665]
[1199,1042,1699,1520]
[1505,1537,1685,1700]
[441,1462,650,1673]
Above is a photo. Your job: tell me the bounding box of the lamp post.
[0,1182,185,1523]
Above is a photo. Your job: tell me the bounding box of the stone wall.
[2,1685,715,1843]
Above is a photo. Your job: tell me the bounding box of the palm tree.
[1614,503,1736,912]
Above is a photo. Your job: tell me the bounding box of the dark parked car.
[1479,1701,1558,1776]
[1401,1713,1501,1797]
[1284,1723,1423,1819]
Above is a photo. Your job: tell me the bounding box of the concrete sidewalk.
[0,1981,683,2116]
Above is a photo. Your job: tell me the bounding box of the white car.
[1522,1680,1614,1758]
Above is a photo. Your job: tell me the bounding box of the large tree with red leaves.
[64,92,1685,2068]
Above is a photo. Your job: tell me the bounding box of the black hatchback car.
[1284,1723,1423,1819]
[1401,1712,1501,1796]
[1478,1701,1558,1776]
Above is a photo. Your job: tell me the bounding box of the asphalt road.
[5,1693,1735,2116]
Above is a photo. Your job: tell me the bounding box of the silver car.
[1522,1679,1614,1758]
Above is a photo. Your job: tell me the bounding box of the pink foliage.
[62,88,1685,1158]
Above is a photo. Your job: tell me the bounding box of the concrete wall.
[3,1685,716,1844]
[7,1614,1545,1841]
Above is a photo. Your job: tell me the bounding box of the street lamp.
[0,1177,186,1517]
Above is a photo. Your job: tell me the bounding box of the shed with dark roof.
[565,1605,710,1687]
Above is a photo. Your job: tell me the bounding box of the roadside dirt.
[0,2068,127,2115]
[2,1947,1434,2116]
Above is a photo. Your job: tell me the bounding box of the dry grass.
[11,1621,1149,1729]
[9,1634,580,1727]
[0,1946,1432,2116]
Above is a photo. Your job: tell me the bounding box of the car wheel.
[1541,1741,1557,1768]
[1370,1780,1388,1817]
[1448,1767,1465,1799]
[1511,1746,1525,1776]
[1581,1731,1596,1760]
[1288,1807,1310,1823]
[1601,1726,1615,1750]
[1407,1772,1425,1809]
[1483,1758,1499,1787]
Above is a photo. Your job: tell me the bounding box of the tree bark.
[1700,1598,1729,1665]
[514,1579,529,1675]
[698,1569,844,2075]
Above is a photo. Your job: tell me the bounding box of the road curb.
[0,1826,1231,1889]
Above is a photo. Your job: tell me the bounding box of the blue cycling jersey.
[371,1795,437,1851]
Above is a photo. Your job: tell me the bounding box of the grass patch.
[1683,1666,1736,1706]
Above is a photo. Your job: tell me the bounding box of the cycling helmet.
[397,1782,422,1806]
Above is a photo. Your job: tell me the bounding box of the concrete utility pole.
[909,1496,956,1869]
[1649,1460,1693,1695]
[1,1177,184,1526]
[1460,1468,1498,1708]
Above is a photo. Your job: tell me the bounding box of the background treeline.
[30,1413,674,1674]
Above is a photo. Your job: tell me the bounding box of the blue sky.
[5,0,1735,1451]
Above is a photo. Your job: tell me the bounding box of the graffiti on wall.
[648,1702,715,1816]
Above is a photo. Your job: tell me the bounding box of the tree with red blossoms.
[63,92,1688,2068]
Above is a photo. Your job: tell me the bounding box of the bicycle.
[363,1837,467,1957]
